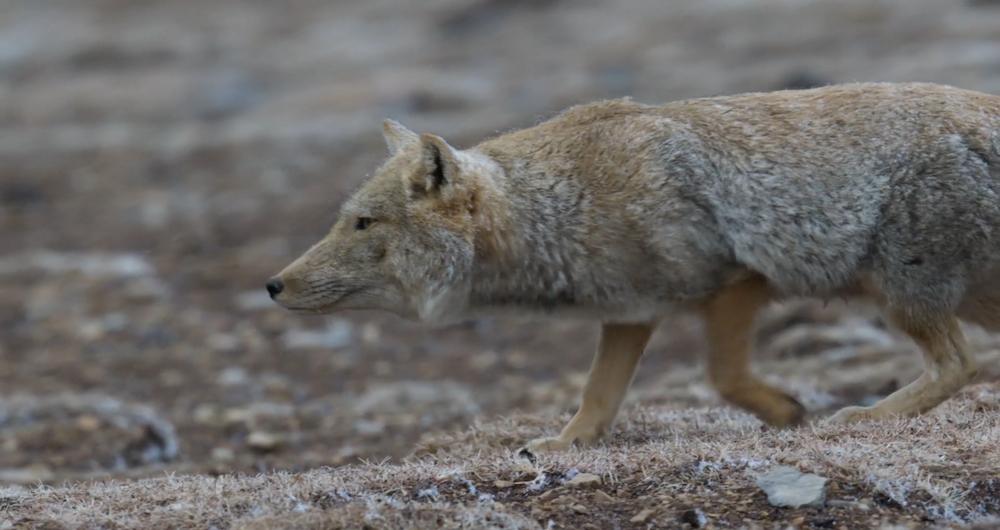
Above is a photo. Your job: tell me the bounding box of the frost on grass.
[3,384,999,529]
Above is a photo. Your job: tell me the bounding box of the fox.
[268,82,1000,452]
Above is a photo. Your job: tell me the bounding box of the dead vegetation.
[4,384,999,529]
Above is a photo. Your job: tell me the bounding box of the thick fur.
[271,82,998,449]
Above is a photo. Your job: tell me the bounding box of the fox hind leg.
[828,310,978,424]
[524,322,654,453]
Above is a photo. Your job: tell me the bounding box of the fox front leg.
[701,276,806,427]
[524,322,654,452]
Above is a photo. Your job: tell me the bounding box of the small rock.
[811,516,837,528]
[207,333,240,352]
[565,472,601,489]
[282,320,352,349]
[196,70,262,119]
[223,408,253,426]
[507,352,530,369]
[246,431,282,452]
[361,323,381,344]
[159,369,185,387]
[512,461,537,476]
[354,418,386,436]
[235,290,274,311]
[192,404,218,424]
[828,498,870,512]
[570,503,588,514]
[630,508,654,523]
[416,486,439,500]
[331,445,359,465]
[538,488,560,501]
[679,508,706,528]
[756,465,828,508]
[593,490,615,503]
[75,415,101,431]
[0,466,54,483]
[469,351,499,371]
[217,367,248,386]
[260,373,292,393]
[776,70,830,91]
[76,320,105,341]
[353,381,479,423]
[374,361,392,377]
[211,447,235,461]
[526,471,549,492]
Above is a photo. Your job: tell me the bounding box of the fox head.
[267,120,504,321]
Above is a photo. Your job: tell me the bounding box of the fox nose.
[265,278,284,298]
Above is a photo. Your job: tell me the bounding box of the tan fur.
[702,275,807,428]
[270,82,1000,450]
[526,323,654,451]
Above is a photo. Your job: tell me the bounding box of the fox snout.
[265,272,299,308]
[264,267,326,311]
[265,272,322,311]
[266,247,398,315]
[266,267,393,315]
[265,277,284,298]
[264,255,319,309]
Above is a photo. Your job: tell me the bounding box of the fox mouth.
[282,286,366,313]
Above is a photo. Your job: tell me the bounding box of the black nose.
[265,278,284,298]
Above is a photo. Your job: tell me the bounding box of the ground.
[5,387,1000,528]
[2,0,1000,528]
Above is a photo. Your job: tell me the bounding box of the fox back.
[269,82,1000,325]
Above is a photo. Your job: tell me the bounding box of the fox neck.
[466,160,606,316]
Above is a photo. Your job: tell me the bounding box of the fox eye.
[354,217,375,230]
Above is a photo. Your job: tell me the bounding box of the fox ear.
[409,133,459,197]
[382,119,418,155]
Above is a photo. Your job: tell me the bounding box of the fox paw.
[520,429,604,455]
[761,393,808,428]
[522,436,575,454]
[826,405,877,425]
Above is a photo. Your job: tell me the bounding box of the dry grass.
[3,383,999,529]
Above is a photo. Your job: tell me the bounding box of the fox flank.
[271,82,999,451]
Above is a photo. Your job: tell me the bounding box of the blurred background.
[2,0,1000,483]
